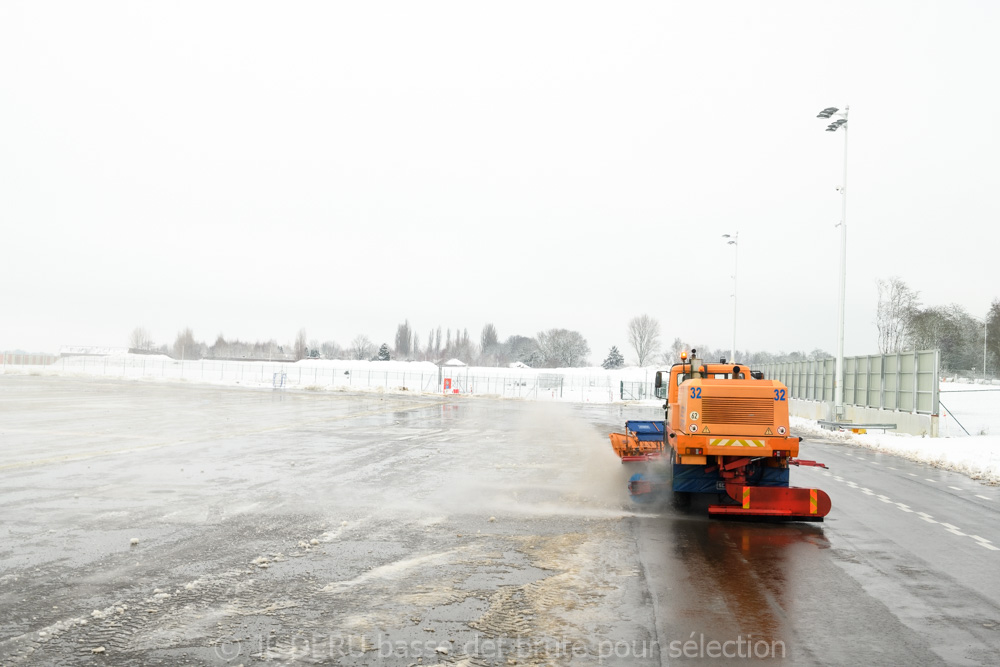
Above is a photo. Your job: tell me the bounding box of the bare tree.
[504,335,541,366]
[129,326,155,351]
[909,304,982,371]
[172,327,200,360]
[536,329,590,367]
[350,334,375,360]
[446,327,474,362]
[394,320,413,359]
[660,337,689,364]
[294,329,308,360]
[480,323,500,365]
[876,277,919,353]
[480,323,498,351]
[210,333,229,358]
[627,314,661,366]
[320,340,341,359]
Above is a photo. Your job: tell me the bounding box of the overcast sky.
[2,1,998,363]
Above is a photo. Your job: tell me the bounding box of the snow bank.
[939,383,1000,437]
[792,417,1000,484]
[293,358,440,373]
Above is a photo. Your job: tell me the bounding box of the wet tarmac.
[1,376,999,665]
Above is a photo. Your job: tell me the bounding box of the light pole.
[817,105,849,418]
[722,232,738,362]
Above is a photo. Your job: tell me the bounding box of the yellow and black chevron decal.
[709,438,767,448]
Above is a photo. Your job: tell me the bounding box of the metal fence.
[620,381,655,401]
[7,352,940,413]
[758,349,940,415]
[3,356,644,404]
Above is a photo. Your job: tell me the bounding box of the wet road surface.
[1,376,998,665]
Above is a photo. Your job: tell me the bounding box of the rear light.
[686,447,703,455]
[773,450,786,458]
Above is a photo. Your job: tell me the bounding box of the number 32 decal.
[690,387,701,399]
[774,389,786,401]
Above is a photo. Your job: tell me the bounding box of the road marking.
[887,466,898,470]
[948,486,963,491]
[908,473,917,477]
[940,523,967,536]
[815,478,993,551]
[870,461,880,465]
[971,536,1000,551]
[976,495,991,500]
[925,479,937,483]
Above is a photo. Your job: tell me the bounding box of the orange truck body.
[610,353,831,520]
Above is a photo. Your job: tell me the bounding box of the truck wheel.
[672,491,691,509]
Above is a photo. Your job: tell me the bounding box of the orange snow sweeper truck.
[610,350,831,520]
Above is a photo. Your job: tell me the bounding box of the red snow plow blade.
[709,485,832,521]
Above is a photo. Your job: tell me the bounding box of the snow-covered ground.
[792,381,1000,484]
[5,355,999,484]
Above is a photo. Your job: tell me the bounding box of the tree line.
[130,283,997,373]
[127,315,834,369]
[127,323,592,368]
[876,277,998,373]
[598,315,830,369]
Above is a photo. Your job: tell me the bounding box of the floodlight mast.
[722,232,738,363]
[817,105,849,418]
